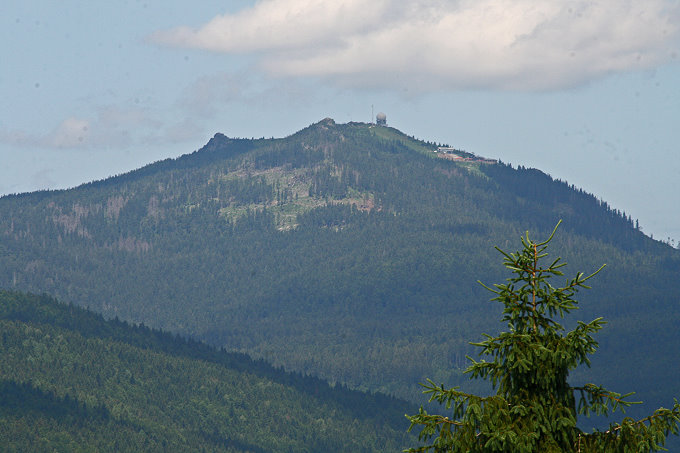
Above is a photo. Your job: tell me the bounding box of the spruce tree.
[406,222,680,452]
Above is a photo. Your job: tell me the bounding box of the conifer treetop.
[406,222,680,452]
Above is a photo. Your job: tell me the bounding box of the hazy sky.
[2,1,679,242]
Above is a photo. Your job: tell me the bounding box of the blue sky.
[2,1,679,242]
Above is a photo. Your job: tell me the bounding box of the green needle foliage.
[406,221,680,452]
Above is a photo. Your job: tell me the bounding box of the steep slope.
[0,118,678,416]
[0,290,414,452]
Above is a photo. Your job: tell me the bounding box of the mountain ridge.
[0,289,413,451]
[0,118,677,419]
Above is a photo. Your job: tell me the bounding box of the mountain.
[0,290,414,451]
[1,118,678,422]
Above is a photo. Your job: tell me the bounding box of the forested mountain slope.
[1,118,678,418]
[0,290,413,452]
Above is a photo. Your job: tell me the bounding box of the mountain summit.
[1,119,678,414]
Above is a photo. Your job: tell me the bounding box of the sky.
[2,1,679,243]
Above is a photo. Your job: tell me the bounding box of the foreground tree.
[406,222,680,452]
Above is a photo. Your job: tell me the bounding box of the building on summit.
[376,112,387,126]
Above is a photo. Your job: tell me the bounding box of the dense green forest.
[0,290,414,451]
[0,118,678,437]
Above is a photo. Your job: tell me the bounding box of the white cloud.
[0,118,91,149]
[0,105,203,151]
[49,117,91,148]
[151,0,680,91]
[151,0,390,53]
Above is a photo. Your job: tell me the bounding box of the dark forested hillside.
[0,118,678,423]
[0,290,414,452]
